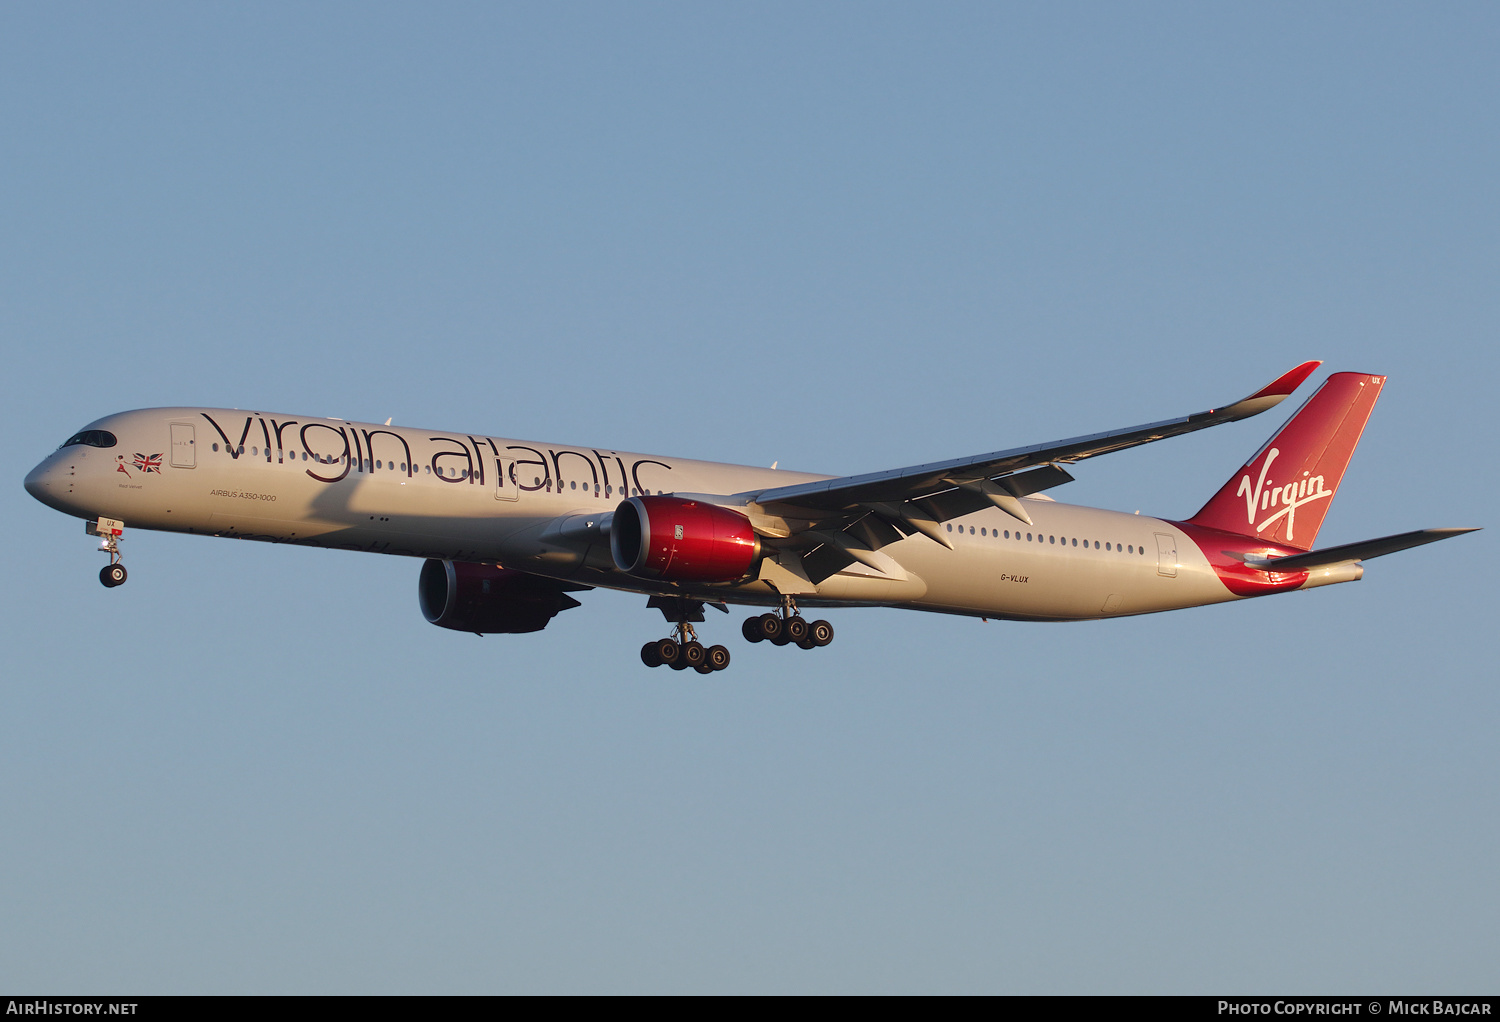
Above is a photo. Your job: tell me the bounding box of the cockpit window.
[60,430,117,449]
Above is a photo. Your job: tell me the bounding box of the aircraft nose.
[24,455,71,512]
[24,460,51,501]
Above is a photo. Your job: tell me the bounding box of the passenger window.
[1072,538,1077,546]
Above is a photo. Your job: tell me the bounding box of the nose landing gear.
[640,596,731,674]
[741,595,832,651]
[89,518,128,588]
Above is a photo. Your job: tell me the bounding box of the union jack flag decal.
[133,453,163,474]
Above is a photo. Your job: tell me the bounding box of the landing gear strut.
[640,596,731,674]
[742,593,832,651]
[91,518,127,588]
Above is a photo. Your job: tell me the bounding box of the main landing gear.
[638,595,833,673]
[640,632,732,674]
[641,596,731,674]
[741,595,833,651]
[90,518,128,588]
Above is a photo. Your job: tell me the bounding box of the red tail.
[1186,372,1385,550]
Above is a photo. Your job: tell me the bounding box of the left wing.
[739,361,1322,583]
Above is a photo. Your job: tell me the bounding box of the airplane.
[23,362,1477,673]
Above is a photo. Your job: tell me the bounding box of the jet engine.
[418,559,584,634]
[610,495,761,583]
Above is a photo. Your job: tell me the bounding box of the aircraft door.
[494,456,518,501]
[1155,532,1178,577]
[170,423,196,468]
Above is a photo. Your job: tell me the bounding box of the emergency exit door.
[494,457,518,500]
[1155,532,1178,577]
[170,423,196,468]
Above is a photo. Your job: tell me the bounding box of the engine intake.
[419,559,583,634]
[611,496,761,583]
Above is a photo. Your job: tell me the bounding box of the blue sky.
[2,3,1495,993]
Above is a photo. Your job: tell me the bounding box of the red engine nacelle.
[419,559,583,634]
[610,496,761,583]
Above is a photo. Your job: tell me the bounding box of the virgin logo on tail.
[1235,448,1332,543]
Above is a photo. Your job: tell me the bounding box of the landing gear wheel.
[680,641,707,670]
[654,638,680,668]
[707,645,731,671]
[100,564,127,588]
[783,616,809,645]
[796,635,817,650]
[641,641,663,668]
[694,662,716,675]
[755,613,783,644]
[809,620,834,647]
[742,616,765,643]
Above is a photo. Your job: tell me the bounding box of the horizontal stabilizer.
[1243,527,1480,572]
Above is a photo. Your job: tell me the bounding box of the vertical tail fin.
[1186,372,1385,550]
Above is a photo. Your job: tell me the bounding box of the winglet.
[1216,360,1322,420]
[1249,360,1323,400]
